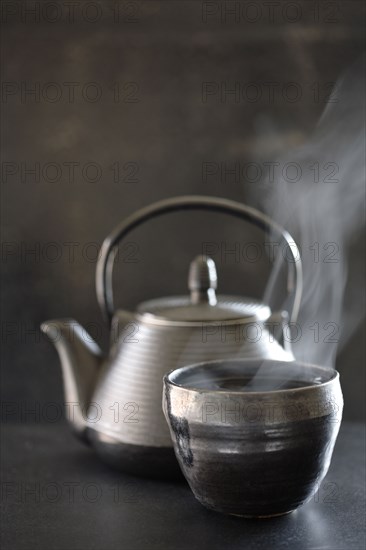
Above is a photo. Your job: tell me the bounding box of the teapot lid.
[137,256,271,323]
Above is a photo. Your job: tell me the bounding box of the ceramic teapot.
[41,195,302,478]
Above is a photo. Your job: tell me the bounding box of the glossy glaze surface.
[163,359,343,516]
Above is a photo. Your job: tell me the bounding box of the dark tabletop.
[1,421,365,550]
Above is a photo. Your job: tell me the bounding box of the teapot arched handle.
[96,195,302,325]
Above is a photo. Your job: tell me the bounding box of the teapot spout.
[41,319,104,442]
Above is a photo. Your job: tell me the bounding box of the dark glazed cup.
[163,359,343,518]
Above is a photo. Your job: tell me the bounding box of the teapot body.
[87,307,293,477]
[43,196,302,479]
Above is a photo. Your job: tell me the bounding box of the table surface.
[1,421,365,550]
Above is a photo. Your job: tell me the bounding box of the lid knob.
[188,256,218,306]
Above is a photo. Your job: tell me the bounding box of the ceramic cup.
[163,359,343,518]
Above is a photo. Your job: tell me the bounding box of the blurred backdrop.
[1,0,365,420]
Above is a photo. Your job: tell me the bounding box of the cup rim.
[164,358,339,396]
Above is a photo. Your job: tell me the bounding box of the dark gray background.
[1,0,365,420]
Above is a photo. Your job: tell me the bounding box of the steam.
[175,57,364,388]
[253,55,365,367]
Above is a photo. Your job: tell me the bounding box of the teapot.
[41,195,302,478]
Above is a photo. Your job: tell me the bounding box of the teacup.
[163,359,343,518]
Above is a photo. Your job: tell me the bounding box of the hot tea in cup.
[163,359,343,518]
